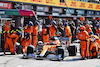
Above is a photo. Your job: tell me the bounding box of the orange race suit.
[49,25,56,38]
[40,27,49,43]
[24,26,32,45]
[4,21,11,41]
[33,25,38,48]
[78,31,90,58]
[4,33,19,54]
[85,24,92,34]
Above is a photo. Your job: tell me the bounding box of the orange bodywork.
[39,38,60,56]
[48,40,60,45]
[40,45,60,56]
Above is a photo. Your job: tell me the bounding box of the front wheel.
[57,47,64,61]
[23,53,28,59]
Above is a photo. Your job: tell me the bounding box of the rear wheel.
[36,45,43,55]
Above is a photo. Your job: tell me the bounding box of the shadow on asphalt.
[62,58,100,62]
[49,58,82,62]
[62,58,83,62]
[0,54,4,56]
[0,54,16,56]
[20,57,23,59]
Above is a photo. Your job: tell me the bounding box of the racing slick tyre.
[36,44,43,55]
[16,45,22,54]
[27,45,35,54]
[57,47,64,61]
[15,42,22,54]
[23,53,28,59]
[67,45,77,56]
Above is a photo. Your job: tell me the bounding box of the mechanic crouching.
[89,32,99,58]
[33,21,39,48]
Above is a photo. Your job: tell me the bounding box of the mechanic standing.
[4,21,11,42]
[85,24,92,34]
[69,21,76,42]
[58,22,65,37]
[33,21,39,48]
[24,21,33,45]
[95,24,100,37]
[77,26,90,60]
[4,31,22,54]
[40,25,49,43]
[49,21,57,38]
[64,22,72,45]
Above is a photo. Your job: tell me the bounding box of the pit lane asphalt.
[0,43,100,67]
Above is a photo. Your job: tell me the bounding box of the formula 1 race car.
[36,36,67,60]
[23,36,77,61]
[23,37,67,60]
